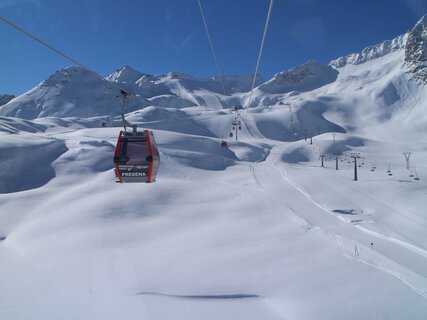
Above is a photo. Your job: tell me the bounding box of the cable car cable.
[0,16,89,70]
[237,0,274,140]
[245,0,274,111]
[197,0,227,96]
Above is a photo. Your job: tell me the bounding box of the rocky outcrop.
[404,15,427,83]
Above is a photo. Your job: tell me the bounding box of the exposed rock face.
[329,35,406,68]
[404,15,427,83]
[259,60,338,94]
[328,14,427,84]
[0,94,15,106]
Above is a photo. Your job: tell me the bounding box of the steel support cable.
[197,0,227,96]
[0,15,215,137]
[0,16,88,70]
[246,0,274,111]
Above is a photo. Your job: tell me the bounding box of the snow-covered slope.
[1,14,427,320]
[258,60,338,94]
[0,67,150,119]
[106,65,264,109]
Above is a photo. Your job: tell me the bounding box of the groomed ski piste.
[1,19,427,320]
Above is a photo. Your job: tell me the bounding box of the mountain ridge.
[1,14,426,120]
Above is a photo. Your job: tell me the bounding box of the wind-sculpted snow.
[0,136,67,193]
[54,139,115,175]
[159,134,238,170]
[323,137,365,154]
[0,116,46,134]
[252,101,345,142]
[149,94,195,108]
[296,101,346,134]
[281,147,310,163]
[376,81,401,106]
[126,107,217,137]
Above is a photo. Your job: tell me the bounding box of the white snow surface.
[1,22,427,320]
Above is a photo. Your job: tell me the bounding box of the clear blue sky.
[1,0,426,95]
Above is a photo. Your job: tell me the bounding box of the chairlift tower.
[387,163,392,176]
[333,151,341,170]
[231,118,241,141]
[289,114,296,138]
[351,153,361,181]
[403,152,411,170]
[320,154,325,167]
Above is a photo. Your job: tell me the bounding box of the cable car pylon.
[113,90,160,183]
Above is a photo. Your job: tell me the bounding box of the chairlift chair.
[414,169,420,180]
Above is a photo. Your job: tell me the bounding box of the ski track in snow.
[302,160,427,259]
[180,135,427,301]
[334,235,427,299]
[258,142,427,300]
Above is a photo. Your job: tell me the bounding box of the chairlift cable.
[197,0,227,96]
[0,14,215,137]
[246,0,274,110]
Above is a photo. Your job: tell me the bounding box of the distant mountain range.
[0,15,426,121]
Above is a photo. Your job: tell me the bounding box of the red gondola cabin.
[113,130,160,183]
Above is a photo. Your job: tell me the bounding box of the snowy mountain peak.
[106,65,148,84]
[258,60,338,94]
[404,14,427,83]
[329,34,407,68]
[0,65,149,119]
[40,66,96,87]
